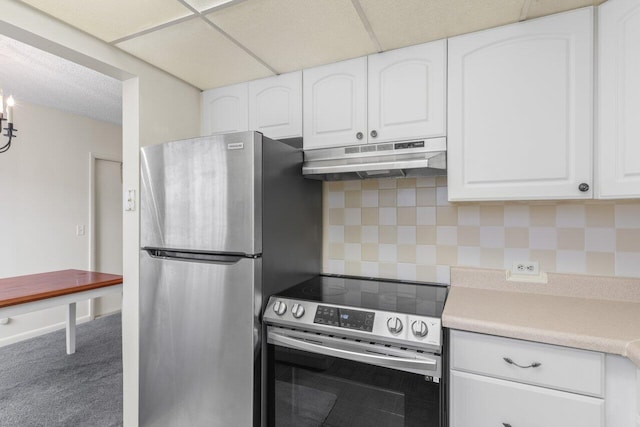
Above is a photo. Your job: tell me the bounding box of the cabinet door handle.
[503,357,541,369]
[503,423,512,427]
[356,132,364,140]
[370,130,378,138]
[578,183,590,192]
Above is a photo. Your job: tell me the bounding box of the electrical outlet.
[512,261,539,276]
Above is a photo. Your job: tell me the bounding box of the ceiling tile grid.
[18,0,609,90]
[115,17,273,89]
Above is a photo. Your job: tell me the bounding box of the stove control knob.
[411,320,429,338]
[291,303,305,319]
[272,300,287,316]
[386,317,403,335]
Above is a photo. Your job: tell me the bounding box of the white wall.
[0,100,122,344]
[0,3,202,425]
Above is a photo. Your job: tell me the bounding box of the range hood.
[302,137,446,181]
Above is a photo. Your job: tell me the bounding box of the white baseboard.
[0,314,92,348]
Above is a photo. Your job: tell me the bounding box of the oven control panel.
[313,305,375,332]
[263,297,442,350]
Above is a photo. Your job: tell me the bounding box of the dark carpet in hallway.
[0,313,122,426]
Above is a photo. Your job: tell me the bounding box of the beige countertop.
[443,267,640,367]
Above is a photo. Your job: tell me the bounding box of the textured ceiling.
[0,35,122,124]
[18,0,607,90]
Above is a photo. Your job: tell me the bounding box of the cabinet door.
[368,40,446,143]
[450,371,604,427]
[448,8,594,201]
[201,82,249,136]
[249,71,302,139]
[597,0,640,199]
[303,57,367,150]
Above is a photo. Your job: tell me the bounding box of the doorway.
[91,155,123,317]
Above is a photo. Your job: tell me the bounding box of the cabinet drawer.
[450,370,604,427]
[450,330,604,397]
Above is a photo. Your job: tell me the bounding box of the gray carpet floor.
[0,313,123,427]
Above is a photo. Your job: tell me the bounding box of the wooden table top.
[0,269,123,309]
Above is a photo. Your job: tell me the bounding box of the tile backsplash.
[323,177,640,283]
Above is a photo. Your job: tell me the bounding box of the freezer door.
[140,132,262,254]
[139,250,261,427]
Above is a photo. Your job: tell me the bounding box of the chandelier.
[0,92,17,153]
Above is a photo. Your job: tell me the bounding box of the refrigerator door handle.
[144,248,249,265]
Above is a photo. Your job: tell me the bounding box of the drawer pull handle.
[503,424,512,427]
[503,357,541,369]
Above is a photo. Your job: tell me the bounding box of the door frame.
[88,152,123,320]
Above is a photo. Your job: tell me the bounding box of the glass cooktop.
[276,274,448,317]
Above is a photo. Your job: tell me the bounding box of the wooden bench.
[0,269,123,354]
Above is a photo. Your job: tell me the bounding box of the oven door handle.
[268,331,438,375]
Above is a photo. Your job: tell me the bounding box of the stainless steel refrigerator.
[139,131,321,427]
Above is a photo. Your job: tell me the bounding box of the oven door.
[266,327,443,427]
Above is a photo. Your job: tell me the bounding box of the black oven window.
[271,347,440,427]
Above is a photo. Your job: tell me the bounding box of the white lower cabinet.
[449,330,640,427]
[450,370,604,427]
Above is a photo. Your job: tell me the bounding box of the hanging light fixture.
[0,90,17,153]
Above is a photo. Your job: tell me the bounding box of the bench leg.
[66,302,76,355]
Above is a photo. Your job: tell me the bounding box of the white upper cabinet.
[201,83,249,136]
[303,57,367,150]
[368,40,447,143]
[597,0,640,199]
[447,8,594,201]
[249,71,302,140]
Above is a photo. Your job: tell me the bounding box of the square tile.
[436,265,451,284]
[361,262,380,277]
[417,226,437,245]
[436,246,457,265]
[345,226,362,243]
[585,228,615,252]
[417,188,437,206]
[362,180,379,190]
[458,226,481,246]
[616,229,640,252]
[397,245,417,263]
[328,208,345,225]
[361,243,379,262]
[398,226,417,244]
[458,206,480,226]
[416,265,437,281]
[345,261,362,276]
[437,206,458,226]
[327,259,345,274]
[343,180,362,191]
[362,190,379,207]
[397,188,417,207]
[345,208,362,225]
[417,207,437,225]
[480,205,504,226]
[379,244,398,262]
[397,178,417,188]
[480,248,504,269]
[556,228,585,251]
[416,177,436,187]
[556,250,586,274]
[437,226,458,246]
[615,204,640,228]
[379,207,397,225]
[503,248,531,270]
[505,227,529,248]
[585,252,615,276]
[328,191,345,208]
[361,226,379,243]
[615,252,640,278]
[345,191,362,208]
[362,207,379,225]
[529,227,557,250]
[379,226,397,244]
[397,207,417,225]
[328,243,344,259]
[397,263,417,280]
[504,205,530,227]
[530,205,556,226]
[416,245,436,265]
[327,225,344,243]
[530,249,557,272]
[379,262,398,279]
[457,246,481,267]
[480,226,505,248]
[436,187,450,206]
[556,204,585,227]
[378,179,398,189]
[586,204,615,227]
[379,189,397,207]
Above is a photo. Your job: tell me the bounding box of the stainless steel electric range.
[264,274,449,427]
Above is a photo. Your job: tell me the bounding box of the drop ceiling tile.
[359,0,526,51]
[525,0,602,19]
[19,0,193,42]
[116,18,273,89]
[207,0,377,74]
[183,0,242,13]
